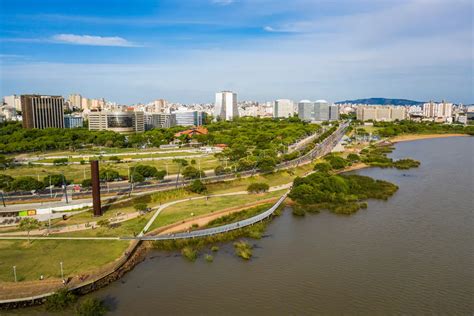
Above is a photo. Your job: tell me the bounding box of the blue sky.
[0,0,472,104]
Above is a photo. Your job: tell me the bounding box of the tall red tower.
[91,160,102,216]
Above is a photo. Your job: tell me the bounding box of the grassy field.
[205,163,314,194]
[147,189,285,232]
[0,239,129,282]
[4,156,220,183]
[36,151,202,163]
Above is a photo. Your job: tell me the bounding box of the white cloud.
[212,0,234,6]
[51,34,138,47]
[263,26,275,32]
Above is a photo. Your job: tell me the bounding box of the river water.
[18,137,474,315]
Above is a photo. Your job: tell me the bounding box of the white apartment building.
[422,101,453,121]
[3,95,22,111]
[356,106,407,121]
[273,99,294,118]
[215,91,238,120]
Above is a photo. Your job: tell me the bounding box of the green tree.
[75,297,108,316]
[134,203,148,212]
[182,166,204,179]
[314,162,332,173]
[81,178,92,189]
[188,179,207,194]
[10,176,44,191]
[247,183,270,193]
[45,288,77,311]
[44,174,70,187]
[0,174,13,190]
[99,169,121,181]
[19,217,40,243]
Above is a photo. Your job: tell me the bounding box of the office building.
[314,100,330,121]
[21,95,65,129]
[298,100,339,122]
[215,91,238,120]
[329,105,339,121]
[144,113,176,130]
[297,100,313,121]
[356,106,407,121]
[174,110,206,126]
[89,111,144,133]
[273,99,294,118]
[64,115,84,128]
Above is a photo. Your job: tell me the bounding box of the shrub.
[324,155,348,170]
[53,158,68,166]
[247,182,269,193]
[234,240,252,260]
[81,178,92,189]
[75,297,108,316]
[44,174,71,187]
[181,246,198,262]
[211,245,219,252]
[188,179,207,194]
[9,176,44,191]
[45,288,77,311]
[205,254,214,262]
[292,206,306,216]
[134,203,148,212]
[347,153,360,162]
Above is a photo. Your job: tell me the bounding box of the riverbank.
[390,133,468,143]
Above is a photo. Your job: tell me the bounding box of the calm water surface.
[19,137,474,315]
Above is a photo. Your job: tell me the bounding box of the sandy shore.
[390,133,468,143]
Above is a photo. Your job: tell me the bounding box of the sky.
[0,0,472,104]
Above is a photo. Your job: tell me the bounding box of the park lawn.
[0,239,129,282]
[36,151,202,163]
[147,189,285,232]
[206,163,315,194]
[4,156,219,183]
[57,212,154,238]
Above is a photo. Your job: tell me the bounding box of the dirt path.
[151,197,279,236]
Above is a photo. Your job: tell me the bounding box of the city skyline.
[0,0,473,104]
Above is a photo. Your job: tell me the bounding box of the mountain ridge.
[336,98,424,105]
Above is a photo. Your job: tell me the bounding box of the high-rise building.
[89,111,144,133]
[273,99,294,118]
[356,106,406,121]
[3,95,22,111]
[68,94,82,109]
[422,101,453,120]
[314,100,330,121]
[215,91,238,120]
[174,110,206,126]
[298,100,339,122]
[144,113,176,130]
[329,105,339,121]
[64,114,84,128]
[153,99,168,113]
[297,100,313,121]
[21,95,65,129]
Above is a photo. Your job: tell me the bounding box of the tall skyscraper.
[215,91,238,120]
[314,100,330,121]
[21,95,65,129]
[298,100,339,122]
[273,99,294,118]
[68,94,82,109]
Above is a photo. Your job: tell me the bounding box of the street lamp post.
[60,261,64,280]
[13,266,17,282]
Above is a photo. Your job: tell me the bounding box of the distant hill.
[336,98,424,106]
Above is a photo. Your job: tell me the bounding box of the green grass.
[147,190,284,232]
[0,239,129,282]
[4,156,219,183]
[36,151,202,163]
